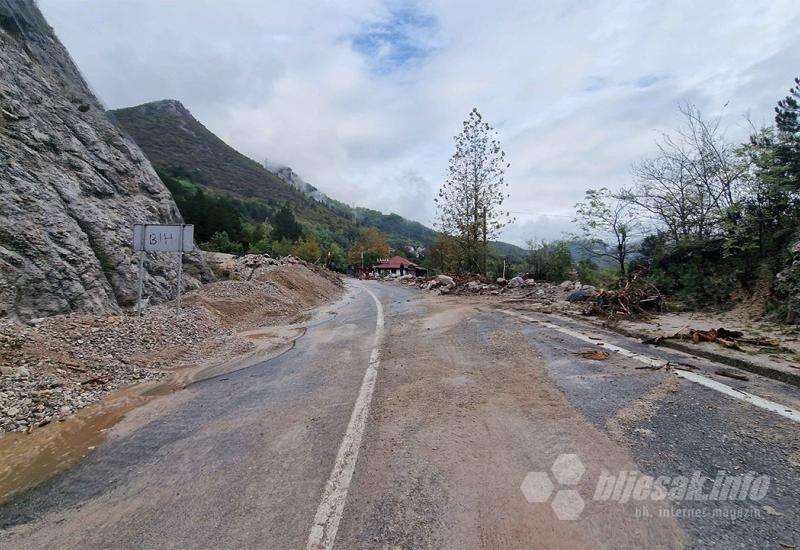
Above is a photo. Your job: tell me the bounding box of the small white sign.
[133,224,194,252]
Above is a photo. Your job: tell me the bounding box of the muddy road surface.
[1,281,798,548]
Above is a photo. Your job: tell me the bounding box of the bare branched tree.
[627,104,748,243]
[435,108,512,273]
[573,188,641,276]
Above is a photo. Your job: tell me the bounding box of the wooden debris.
[635,364,665,371]
[590,268,662,321]
[669,362,698,371]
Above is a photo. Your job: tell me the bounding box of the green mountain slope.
[110,99,526,259]
[111,100,433,249]
[111,100,340,224]
[111,100,294,200]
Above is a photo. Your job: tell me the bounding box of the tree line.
[158,164,394,270]
[431,79,800,320]
[572,77,800,314]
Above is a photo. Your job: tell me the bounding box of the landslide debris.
[0,256,342,433]
[395,273,595,315]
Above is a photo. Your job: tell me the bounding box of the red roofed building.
[372,256,427,277]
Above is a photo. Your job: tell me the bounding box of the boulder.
[566,289,591,302]
[496,277,507,286]
[423,280,438,291]
[437,274,455,287]
[507,276,525,289]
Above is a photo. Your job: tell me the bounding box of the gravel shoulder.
[0,255,342,434]
[0,255,343,502]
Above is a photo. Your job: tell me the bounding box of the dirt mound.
[184,255,343,330]
[0,259,343,433]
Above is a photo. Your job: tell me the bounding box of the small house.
[372,256,427,277]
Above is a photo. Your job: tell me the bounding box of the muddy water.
[0,325,308,505]
[0,378,176,505]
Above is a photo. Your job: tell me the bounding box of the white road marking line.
[673,370,799,422]
[307,284,384,550]
[500,309,800,424]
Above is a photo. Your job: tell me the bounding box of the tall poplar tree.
[434,108,512,273]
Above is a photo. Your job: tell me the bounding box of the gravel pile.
[0,305,228,433]
[0,256,343,433]
[185,255,343,330]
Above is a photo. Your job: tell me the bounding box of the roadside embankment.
[0,255,342,433]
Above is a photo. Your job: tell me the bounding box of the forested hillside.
[111,99,526,262]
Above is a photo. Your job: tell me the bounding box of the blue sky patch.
[635,74,668,88]
[351,6,437,73]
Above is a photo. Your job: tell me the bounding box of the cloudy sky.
[39,0,800,245]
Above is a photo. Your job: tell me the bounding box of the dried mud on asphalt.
[335,292,685,548]
[1,281,799,548]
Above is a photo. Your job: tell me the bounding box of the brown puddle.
[0,377,179,505]
[0,325,307,505]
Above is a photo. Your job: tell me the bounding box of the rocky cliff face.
[263,158,333,205]
[0,1,210,321]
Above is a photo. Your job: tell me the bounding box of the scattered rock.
[0,260,343,433]
[507,276,525,289]
[567,289,593,303]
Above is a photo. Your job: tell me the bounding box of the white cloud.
[39,0,800,245]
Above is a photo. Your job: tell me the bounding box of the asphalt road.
[0,281,798,549]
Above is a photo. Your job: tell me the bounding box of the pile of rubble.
[0,305,225,432]
[397,270,665,321]
[0,255,343,433]
[185,255,343,330]
[396,274,597,314]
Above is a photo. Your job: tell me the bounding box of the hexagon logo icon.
[551,453,585,485]
[520,472,554,503]
[520,453,586,520]
[551,489,585,521]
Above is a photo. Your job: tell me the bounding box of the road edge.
[590,321,800,388]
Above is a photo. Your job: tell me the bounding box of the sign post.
[136,224,145,316]
[176,226,184,314]
[132,223,194,316]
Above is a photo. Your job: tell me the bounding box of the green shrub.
[248,238,272,255]
[201,231,244,255]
